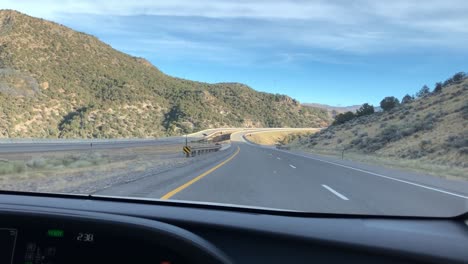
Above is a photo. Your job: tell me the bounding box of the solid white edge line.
[289,164,296,169]
[322,185,349,200]
[241,131,468,200]
[277,149,468,200]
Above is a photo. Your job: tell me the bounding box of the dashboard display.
[0,228,17,264]
[1,219,185,264]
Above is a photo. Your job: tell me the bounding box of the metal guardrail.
[0,137,183,144]
[182,144,222,157]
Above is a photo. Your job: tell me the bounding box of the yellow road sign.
[183,146,191,154]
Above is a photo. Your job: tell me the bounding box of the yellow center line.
[160,146,241,200]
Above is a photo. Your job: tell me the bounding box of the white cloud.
[1,0,352,21]
[2,0,468,59]
[3,0,468,27]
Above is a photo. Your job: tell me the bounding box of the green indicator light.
[47,229,64,238]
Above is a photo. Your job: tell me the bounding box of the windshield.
[0,1,467,217]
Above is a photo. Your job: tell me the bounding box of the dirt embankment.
[245,129,320,146]
[287,78,468,180]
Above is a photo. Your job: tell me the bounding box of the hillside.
[289,76,467,175]
[303,103,361,118]
[0,10,329,138]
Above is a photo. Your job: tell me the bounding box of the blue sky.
[3,0,468,106]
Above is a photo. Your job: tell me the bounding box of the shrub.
[433,82,443,93]
[379,125,401,143]
[0,161,25,175]
[380,97,400,111]
[445,134,468,149]
[362,139,385,153]
[356,103,375,117]
[461,103,468,120]
[26,158,47,169]
[332,111,356,125]
[459,147,468,155]
[401,94,414,104]
[443,72,467,87]
[452,72,466,83]
[350,137,363,147]
[419,140,432,151]
[405,149,425,159]
[416,85,431,98]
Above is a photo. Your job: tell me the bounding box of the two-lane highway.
[96,131,468,217]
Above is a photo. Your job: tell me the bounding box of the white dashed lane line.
[322,184,349,201]
[276,157,281,160]
[289,164,296,169]
[275,148,468,200]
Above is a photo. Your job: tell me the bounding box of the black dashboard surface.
[0,192,467,264]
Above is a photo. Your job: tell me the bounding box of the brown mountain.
[0,10,329,138]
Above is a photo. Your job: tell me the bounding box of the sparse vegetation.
[244,129,319,146]
[0,152,108,176]
[288,74,468,179]
[0,144,199,193]
[0,160,25,175]
[0,10,329,139]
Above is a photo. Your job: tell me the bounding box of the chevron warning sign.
[183,146,191,155]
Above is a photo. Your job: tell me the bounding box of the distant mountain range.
[0,10,330,138]
[302,103,362,118]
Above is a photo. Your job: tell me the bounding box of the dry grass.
[0,144,188,191]
[293,79,468,170]
[245,129,320,145]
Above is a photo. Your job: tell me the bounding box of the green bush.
[380,97,400,111]
[401,94,414,104]
[356,103,375,117]
[416,85,431,98]
[0,161,25,175]
[332,111,356,125]
[445,134,468,150]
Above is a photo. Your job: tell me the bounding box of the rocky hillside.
[0,10,329,138]
[290,75,467,168]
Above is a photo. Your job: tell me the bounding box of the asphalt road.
[96,131,468,217]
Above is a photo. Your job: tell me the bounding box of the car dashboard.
[0,192,467,264]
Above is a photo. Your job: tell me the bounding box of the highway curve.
[96,131,468,217]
